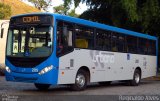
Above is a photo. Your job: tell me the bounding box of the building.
[0,20,9,68]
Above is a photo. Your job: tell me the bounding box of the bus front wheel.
[34,83,50,90]
[71,69,88,91]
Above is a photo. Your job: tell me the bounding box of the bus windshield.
[6,25,53,58]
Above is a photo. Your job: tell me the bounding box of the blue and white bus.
[4,13,158,90]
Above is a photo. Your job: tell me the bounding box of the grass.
[3,0,40,18]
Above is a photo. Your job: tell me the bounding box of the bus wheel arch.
[135,67,142,78]
[71,66,90,91]
[78,66,90,84]
[130,67,142,86]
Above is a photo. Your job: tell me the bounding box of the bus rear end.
[5,14,58,90]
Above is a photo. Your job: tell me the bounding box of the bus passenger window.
[126,36,137,53]
[117,35,125,52]
[96,29,111,51]
[75,25,94,49]
[138,38,156,55]
[56,21,73,56]
[75,39,88,48]
[111,33,118,52]
[138,38,146,54]
[150,40,156,55]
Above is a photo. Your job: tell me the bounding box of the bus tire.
[71,69,88,91]
[34,83,50,90]
[98,81,111,86]
[129,69,141,86]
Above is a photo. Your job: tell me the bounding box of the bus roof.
[11,13,157,40]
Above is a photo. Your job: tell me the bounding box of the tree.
[53,4,79,17]
[68,9,79,17]
[27,0,52,11]
[0,3,11,19]
[63,0,81,10]
[63,0,160,35]
[139,0,160,35]
[53,4,69,15]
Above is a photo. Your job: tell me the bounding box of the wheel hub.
[135,73,140,83]
[76,74,85,87]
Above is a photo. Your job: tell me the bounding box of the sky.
[22,0,88,14]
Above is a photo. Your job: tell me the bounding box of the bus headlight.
[6,66,11,73]
[38,65,53,75]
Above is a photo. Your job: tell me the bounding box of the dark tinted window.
[56,21,73,56]
[137,38,156,55]
[126,36,137,53]
[96,29,111,50]
[111,32,125,52]
[75,25,94,49]
[111,32,118,52]
[138,38,147,54]
[148,40,156,55]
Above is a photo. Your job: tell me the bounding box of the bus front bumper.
[5,69,58,85]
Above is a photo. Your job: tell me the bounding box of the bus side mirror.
[1,28,4,38]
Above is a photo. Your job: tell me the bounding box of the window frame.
[56,20,74,57]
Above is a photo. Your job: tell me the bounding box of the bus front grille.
[6,56,48,68]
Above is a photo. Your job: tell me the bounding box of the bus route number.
[32,68,38,72]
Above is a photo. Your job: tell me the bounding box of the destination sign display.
[23,16,40,23]
[10,15,53,25]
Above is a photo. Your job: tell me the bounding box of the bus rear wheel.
[71,69,88,91]
[129,69,141,86]
[34,83,50,90]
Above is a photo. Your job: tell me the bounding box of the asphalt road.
[0,76,160,101]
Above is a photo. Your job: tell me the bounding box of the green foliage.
[64,0,82,10]
[0,3,11,19]
[53,4,69,15]
[140,0,160,33]
[63,0,160,37]
[28,0,51,11]
[120,0,139,22]
[68,9,79,17]
[53,4,79,17]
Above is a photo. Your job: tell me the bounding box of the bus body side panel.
[141,56,157,78]
[57,49,157,84]
[58,49,97,84]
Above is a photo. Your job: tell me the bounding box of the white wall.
[0,20,9,67]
